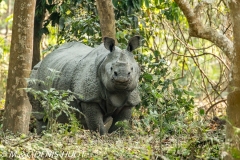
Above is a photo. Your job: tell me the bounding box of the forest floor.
[0,109,225,160]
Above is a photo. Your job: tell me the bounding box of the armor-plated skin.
[28,36,141,135]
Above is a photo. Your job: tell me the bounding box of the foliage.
[0,0,12,105]
[0,0,228,159]
[137,53,194,132]
[57,0,101,46]
[34,0,101,46]
[0,0,13,30]
[26,69,80,133]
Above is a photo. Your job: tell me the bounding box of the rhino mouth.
[114,80,130,84]
[113,77,130,82]
[114,84,129,90]
[112,78,131,89]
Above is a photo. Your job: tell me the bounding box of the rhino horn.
[118,52,127,62]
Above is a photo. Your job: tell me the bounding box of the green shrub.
[26,68,81,134]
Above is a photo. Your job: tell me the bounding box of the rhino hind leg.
[35,119,48,134]
[108,106,133,133]
[81,102,107,135]
[28,92,45,133]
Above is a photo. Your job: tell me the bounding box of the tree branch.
[174,0,233,59]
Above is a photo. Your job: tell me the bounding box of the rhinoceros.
[28,36,141,135]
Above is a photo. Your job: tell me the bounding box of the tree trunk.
[96,0,117,42]
[5,0,11,36]
[32,0,46,68]
[225,1,240,159]
[3,0,35,134]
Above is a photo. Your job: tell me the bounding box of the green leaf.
[145,0,149,8]
[112,0,118,7]
[199,108,205,116]
[183,90,195,96]
[5,14,13,22]
[230,147,240,158]
[143,73,153,81]
[153,50,160,58]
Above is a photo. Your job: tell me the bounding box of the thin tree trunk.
[3,0,35,134]
[32,0,46,68]
[225,1,240,159]
[96,0,117,43]
[5,0,11,36]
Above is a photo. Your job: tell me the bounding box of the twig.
[205,99,227,116]
[11,136,36,147]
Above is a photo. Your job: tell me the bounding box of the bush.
[26,68,81,134]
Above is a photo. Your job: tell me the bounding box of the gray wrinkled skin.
[28,36,141,135]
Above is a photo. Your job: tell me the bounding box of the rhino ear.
[104,37,115,52]
[127,36,141,52]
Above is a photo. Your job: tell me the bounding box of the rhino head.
[99,36,141,93]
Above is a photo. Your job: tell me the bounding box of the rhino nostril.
[128,72,131,76]
[114,71,118,76]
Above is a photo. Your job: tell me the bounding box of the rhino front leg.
[109,106,133,133]
[81,102,106,135]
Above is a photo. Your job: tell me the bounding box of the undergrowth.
[26,68,80,134]
[0,114,225,159]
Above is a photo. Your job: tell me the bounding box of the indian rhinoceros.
[28,36,141,135]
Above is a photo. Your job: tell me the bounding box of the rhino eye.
[111,67,113,71]
[131,67,133,71]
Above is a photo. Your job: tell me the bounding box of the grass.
[0,109,225,160]
[1,127,158,159]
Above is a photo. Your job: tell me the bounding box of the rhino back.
[37,42,93,90]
